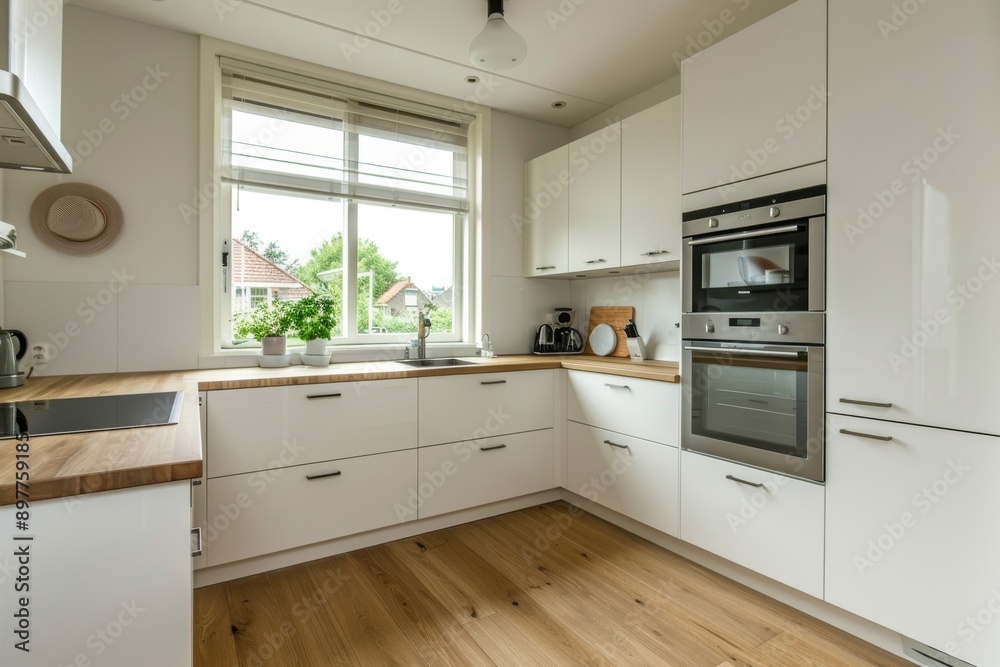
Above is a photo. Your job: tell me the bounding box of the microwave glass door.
[688,224,810,313]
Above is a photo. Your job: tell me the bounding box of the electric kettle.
[534,324,554,353]
[0,329,27,388]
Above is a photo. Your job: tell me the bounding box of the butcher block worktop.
[0,355,678,505]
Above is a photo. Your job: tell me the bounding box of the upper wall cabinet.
[826,0,1000,436]
[621,96,682,267]
[523,146,569,277]
[568,123,622,273]
[681,0,827,196]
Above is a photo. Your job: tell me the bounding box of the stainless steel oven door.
[682,341,824,483]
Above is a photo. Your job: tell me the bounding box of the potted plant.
[233,299,293,356]
[291,294,337,355]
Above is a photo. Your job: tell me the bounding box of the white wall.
[485,110,573,355]
[3,7,200,375]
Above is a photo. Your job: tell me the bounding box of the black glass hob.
[0,391,183,439]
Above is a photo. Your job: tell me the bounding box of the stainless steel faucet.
[416,310,431,359]
[479,333,494,358]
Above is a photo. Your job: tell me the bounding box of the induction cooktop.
[0,391,183,439]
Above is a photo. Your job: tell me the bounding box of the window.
[218,59,474,347]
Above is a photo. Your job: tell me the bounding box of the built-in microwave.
[682,186,826,315]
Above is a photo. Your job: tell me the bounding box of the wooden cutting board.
[584,306,635,357]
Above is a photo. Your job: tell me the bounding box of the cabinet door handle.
[535,265,556,270]
[306,471,343,480]
[584,258,606,264]
[640,250,670,256]
[726,474,766,489]
[839,428,893,442]
[604,439,630,452]
[192,478,203,487]
[191,527,203,558]
[480,380,507,385]
[840,398,893,408]
[480,444,507,452]
[307,392,342,400]
[603,383,630,390]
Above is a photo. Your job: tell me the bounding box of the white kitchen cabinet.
[566,422,679,536]
[679,451,824,598]
[621,96,682,267]
[0,483,192,667]
[206,379,417,478]
[523,145,569,277]
[827,0,1000,436]
[567,370,678,446]
[681,0,827,195]
[416,430,555,519]
[825,414,1000,665]
[567,122,621,272]
[205,449,416,567]
[418,370,553,446]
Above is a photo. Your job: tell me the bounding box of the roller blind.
[220,58,473,212]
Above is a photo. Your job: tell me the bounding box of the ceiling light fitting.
[469,0,527,72]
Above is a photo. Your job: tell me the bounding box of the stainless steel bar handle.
[535,265,556,270]
[725,474,766,489]
[306,471,343,480]
[839,398,893,408]
[192,478,203,486]
[603,383,631,390]
[306,392,343,400]
[191,527,203,558]
[839,428,893,442]
[687,224,801,246]
[480,444,507,452]
[480,380,507,385]
[604,440,630,452]
[584,258,606,264]
[640,250,670,256]
[684,346,802,358]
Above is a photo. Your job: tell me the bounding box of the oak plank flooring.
[195,501,911,667]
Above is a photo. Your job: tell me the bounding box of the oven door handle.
[684,346,803,358]
[686,224,801,246]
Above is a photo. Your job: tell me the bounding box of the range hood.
[0,0,72,173]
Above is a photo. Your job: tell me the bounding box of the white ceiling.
[67,0,795,127]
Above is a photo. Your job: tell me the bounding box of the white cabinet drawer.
[204,449,416,567]
[416,430,555,519]
[206,379,417,478]
[567,371,678,445]
[680,451,824,598]
[418,370,553,446]
[566,422,679,536]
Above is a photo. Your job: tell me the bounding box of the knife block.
[626,336,647,361]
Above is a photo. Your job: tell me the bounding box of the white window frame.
[197,40,482,356]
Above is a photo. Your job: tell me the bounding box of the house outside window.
[218,58,474,347]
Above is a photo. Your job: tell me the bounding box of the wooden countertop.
[0,355,678,505]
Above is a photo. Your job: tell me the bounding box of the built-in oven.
[683,185,825,315]
[682,328,824,482]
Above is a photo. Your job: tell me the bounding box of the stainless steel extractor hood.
[0,0,71,173]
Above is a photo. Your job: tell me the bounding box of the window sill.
[199,342,481,369]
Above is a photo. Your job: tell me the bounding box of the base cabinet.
[0,483,192,667]
[204,450,416,567]
[825,414,1000,666]
[566,422,679,536]
[680,451,824,598]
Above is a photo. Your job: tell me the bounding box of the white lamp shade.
[469,13,527,71]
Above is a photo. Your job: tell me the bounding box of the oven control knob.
[769,206,781,218]
[777,324,789,335]
[708,218,719,228]
[706,322,715,334]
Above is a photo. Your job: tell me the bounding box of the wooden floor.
[194,502,911,666]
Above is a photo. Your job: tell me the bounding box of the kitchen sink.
[397,358,476,368]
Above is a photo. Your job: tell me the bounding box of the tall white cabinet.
[825,1,1000,664]
[567,123,622,272]
[523,146,569,277]
[681,0,827,195]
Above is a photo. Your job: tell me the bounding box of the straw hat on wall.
[30,183,123,254]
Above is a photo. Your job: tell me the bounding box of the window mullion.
[345,123,360,342]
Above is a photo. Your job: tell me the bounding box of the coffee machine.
[533,308,583,354]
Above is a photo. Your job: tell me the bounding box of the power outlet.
[31,343,52,365]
